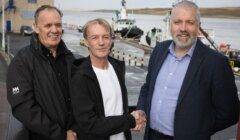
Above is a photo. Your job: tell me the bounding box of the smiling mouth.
[49,35,60,40]
[177,33,190,39]
[50,33,60,37]
[177,33,189,36]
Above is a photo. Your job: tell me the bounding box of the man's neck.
[49,48,57,58]
[174,46,191,58]
[91,56,108,70]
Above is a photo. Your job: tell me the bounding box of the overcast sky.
[54,0,240,10]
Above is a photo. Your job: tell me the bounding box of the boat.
[112,0,143,39]
[78,26,83,32]
[145,10,172,48]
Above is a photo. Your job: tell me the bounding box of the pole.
[2,0,5,52]
[199,27,219,51]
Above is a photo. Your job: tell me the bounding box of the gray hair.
[171,1,201,23]
[83,18,112,39]
[34,5,63,24]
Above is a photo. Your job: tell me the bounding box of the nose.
[51,25,58,33]
[98,37,104,46]
[180,23,186,32]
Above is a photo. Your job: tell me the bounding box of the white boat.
[112,0,143,39]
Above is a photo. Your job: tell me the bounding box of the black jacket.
[7,34,76,140]
[137,39,239,140]
[71,56,135,140]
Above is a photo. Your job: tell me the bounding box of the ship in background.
[145,0,217,49]
[112,0,143,40]
[145,10,172,48]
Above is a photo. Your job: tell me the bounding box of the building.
[0,0,54,33]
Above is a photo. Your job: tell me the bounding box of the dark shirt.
[41,44,72,111]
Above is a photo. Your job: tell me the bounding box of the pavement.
[0,33,31,140]
[0,50,10,140]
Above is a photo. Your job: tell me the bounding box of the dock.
[118,38,153,54]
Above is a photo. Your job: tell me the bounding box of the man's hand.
[66,130,77,140]
[131,110,147,132]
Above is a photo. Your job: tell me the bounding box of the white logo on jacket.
[12,86,20,95]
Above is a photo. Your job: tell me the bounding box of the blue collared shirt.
[150,41,196,136]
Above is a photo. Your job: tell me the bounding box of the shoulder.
[10,45,33,66]
[195,39,224,59]
[194,42,230,73]
[152,40,172,55]
[109,56,125,73]
[72,57,93,78]
[109,56,125,67]
[155,40,172,49]
[15,45,32,58]
[148,40,172,63]
[202,45,228,62]
[7,45,34,78]
[73,57,90,71]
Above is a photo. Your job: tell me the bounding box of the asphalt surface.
[0,30,239,140]
[0,50,10,140]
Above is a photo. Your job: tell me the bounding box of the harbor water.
[62,11,240,49]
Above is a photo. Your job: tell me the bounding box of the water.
[62,11,240,49]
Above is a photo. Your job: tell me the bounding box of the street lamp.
[2,0,5,52]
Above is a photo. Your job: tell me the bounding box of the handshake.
[131,110,147,131]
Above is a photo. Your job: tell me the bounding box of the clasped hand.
[66,130,77,140]
[131,110,146,131]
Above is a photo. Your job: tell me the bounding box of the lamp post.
[2,0,5,52]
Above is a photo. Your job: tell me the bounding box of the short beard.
[172,32,197,49]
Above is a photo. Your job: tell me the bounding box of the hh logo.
[12,86,20,95]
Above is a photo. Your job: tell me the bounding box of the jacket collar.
[75,56,124,80]
[176,38,208,106]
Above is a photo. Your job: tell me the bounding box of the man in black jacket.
[7,5,77,140]
[71,18,146,140]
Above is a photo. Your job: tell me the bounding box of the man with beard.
[135,1,239,140]
[7,5,77,140]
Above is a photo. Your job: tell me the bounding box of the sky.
[54,0,240,10]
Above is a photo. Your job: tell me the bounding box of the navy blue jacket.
[137,39,239,140]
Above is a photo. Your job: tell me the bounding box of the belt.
[149,128,174,139]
